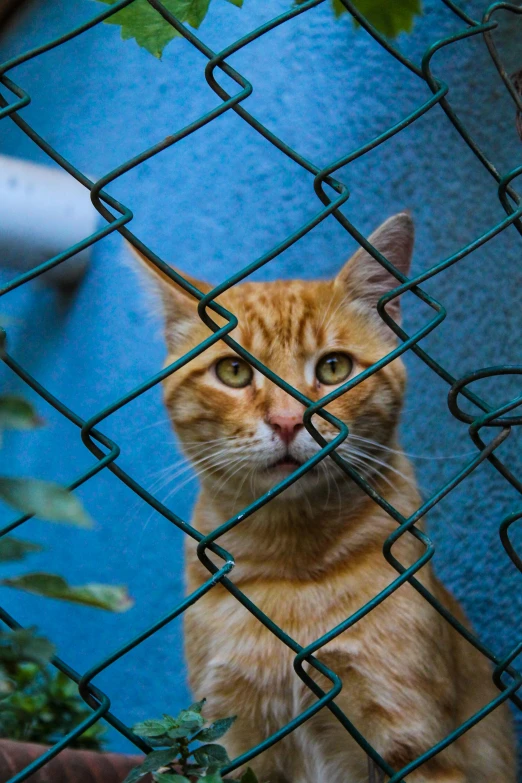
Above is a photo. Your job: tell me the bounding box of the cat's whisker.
[355,464,396,492]
[148,470,187,496]
[163,456,244,498]
[336,470,343,516]
[135,463,212,549]
[146,456,197,481]
[340,443,418,489]
[231,461,257,509]
[321,459,343,515]
[173,443,244,470]
[212,456,251,499]
[180,436,244,452]
[183,437,244,447]
[337,451,397,492]
[316,287,338,335]
[348,433,475,462]
[158,453,241,504]
[144,457,197,486]
[161,471,201,506]
[181,444,258,470]
[303,481,314,516]
[345,443,432,496]
[131,417,173,435]
[148,454,216,491]
[322,298,349,336]
[147,448,245,500]
[249,464,258,499]
[356,463,389,492]
[188,447,247,471]
[145,464,194,496]
[319,460,332,511]
[144,442,232,485]
[147,462,183,478]
[327,459,343,516]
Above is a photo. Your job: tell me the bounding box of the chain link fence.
[0,0,521,781]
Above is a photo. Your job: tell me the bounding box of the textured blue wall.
[0,0,521,764]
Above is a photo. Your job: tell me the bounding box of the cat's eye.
[215,357,253,388]
[316,352,353,385]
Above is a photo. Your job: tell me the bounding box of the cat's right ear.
[126,241,211,348]
[334,212,414,327]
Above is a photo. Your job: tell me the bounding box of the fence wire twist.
[0,0,521,781]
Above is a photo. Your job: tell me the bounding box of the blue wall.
[0,0,521,765]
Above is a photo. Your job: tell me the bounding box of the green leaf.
[0,396,42,435]
[331,0,346,17]
[0,536,43,563]
[133,715,181,746]
[122,748,181,783]
[1,573,133,612]
[48,670,79,699]
[96,0,214,59]
[187,698,206,713]
[134,717,177,738]
[161,714,179,729]
[9,662,40,689]
[197,716,236,742]
[0,627,55,667]
[239,769,259,783]
[0,477,92,527]
[333,0,422,37]
[193,743,230,770]
[178,708,204,724]
[153,776,190,783]
[224,0,243,6]
[167,726,194,739]
[174,707,205,733]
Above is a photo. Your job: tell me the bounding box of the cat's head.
[130,213,413,506]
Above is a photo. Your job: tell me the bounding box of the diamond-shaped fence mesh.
[0,0,521,781]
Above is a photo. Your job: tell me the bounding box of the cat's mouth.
[269,455,302,472]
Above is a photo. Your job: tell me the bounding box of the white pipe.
[0,155,98,287]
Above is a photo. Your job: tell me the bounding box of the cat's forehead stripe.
[230,280,334,356]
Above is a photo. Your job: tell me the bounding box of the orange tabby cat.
[130,213,516,782]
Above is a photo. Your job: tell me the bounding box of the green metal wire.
[0,0,520,781]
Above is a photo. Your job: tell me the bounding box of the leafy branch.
[124,701,258,783]
[95,0,422,59]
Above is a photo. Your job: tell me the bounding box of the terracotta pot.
[0,738,147,783]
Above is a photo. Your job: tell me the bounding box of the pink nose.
[267,413,304,445]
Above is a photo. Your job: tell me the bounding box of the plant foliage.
[0,478,92,527]
[95,0,422,58]
[1,573,133,612]
[331,0,421,37]
[124,702,258,783]
[0,393,133,747]
[0,396,41,443]
[0,628,106,749]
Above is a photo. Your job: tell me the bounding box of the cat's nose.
[268,413,304,445]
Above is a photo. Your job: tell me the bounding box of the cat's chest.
[185,562,365,677]
[183,513,417,686]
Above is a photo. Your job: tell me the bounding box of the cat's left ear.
[335,212,414,325]
[126,241,212,349]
